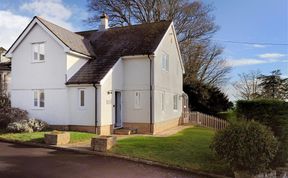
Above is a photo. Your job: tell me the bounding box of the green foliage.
[112,127,232,175]
[0,107,28,129]
[258,70,288,100]
[183,82,233,115]
[236,99,288,166]
[217,110,237,122]
[211,121,278,174]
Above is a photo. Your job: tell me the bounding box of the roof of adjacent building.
[0,47,6,53]
[0,62,11,71]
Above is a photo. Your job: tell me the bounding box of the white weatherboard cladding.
[153,24,183,123]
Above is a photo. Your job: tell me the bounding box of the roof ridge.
[36,16,84,39]
[76,20,172,34]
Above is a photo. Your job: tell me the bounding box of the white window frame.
[161,92,165,111]
[161,52,169,71]
[173,95,178,111]
[78,89,86,109]
[33,90,45,109]
[134,91,141,109]
[32,42,45,62]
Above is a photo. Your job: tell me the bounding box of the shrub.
[211,121,278,175]
[0,107,28,129]
[236,99,288,166]
[6,118,49,133]
[7,120,33,133]
[27,118,49,131]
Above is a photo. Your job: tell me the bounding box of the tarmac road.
[0,142,204,178]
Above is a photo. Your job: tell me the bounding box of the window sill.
[31,107,45,110]
[31,60,45,64]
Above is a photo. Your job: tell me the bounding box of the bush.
[6,118,49,133]
[236,99,288,166]
[27,118,49,131]
[7,120,33,133]
[0,107,28,129]
[211,121,278,175]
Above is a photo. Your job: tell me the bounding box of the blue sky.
[0,0,287,100]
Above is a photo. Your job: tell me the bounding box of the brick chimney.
[99,13,109,31]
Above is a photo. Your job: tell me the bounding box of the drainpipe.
[148,54,153,134]
[93,83,98,134]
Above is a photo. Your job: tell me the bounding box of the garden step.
[114,128,137,135]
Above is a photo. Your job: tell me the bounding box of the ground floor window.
[33,90,45,108]
[173,95,178,110]
[78,89,86,108]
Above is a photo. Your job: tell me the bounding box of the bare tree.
[233,70,262,100]
[87,0,230,86]
[183,42,230,86]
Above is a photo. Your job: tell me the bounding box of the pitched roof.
[67,21,171,84]
[37,17,94,57]
[7,16,171,84]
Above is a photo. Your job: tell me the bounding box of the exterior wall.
[153,24,184,127]
[67,86,96,126]
[99,56,151,130]
[11,23,70,125]
[66,54,87,80]
[99,59,124,126]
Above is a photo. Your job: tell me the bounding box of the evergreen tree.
[258,70,288,100]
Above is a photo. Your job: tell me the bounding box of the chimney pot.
[99,13,109,31]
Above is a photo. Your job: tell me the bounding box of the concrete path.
[0,142,204,178]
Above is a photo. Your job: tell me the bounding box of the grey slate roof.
[37,17,94,57]
[38,17,171,84]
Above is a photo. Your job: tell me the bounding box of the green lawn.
[111,127,232,176]
[0,131,96,144]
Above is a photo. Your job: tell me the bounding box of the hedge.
[236,99,288,166]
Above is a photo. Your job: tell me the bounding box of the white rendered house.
[6,15,185,135]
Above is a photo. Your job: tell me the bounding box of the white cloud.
[251,44,266,48]
[226,57,288,67]
[258,53,286,59]
[0,10,30,49]
[20,0,74,30]
[226,58,268,67]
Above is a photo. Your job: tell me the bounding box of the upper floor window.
[161,53,169,71]
[33,90,45,108]
[32,43,45,62]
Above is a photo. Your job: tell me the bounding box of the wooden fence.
[186,112,229,130]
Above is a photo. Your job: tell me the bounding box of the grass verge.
[0,131,96,144]
[111,127,232,176]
